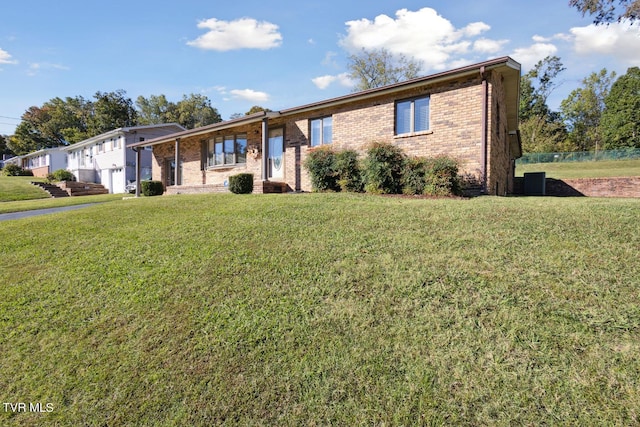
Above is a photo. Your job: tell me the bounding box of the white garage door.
[111,168,125,193]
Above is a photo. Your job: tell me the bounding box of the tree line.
[520,56,640,153]
[2,91,227,155]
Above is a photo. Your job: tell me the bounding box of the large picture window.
[395,96,430,135]
[208,133,247,167]
[310,116,333,146]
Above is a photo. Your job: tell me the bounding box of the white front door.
[268,128,284,180]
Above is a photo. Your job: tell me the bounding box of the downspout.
[480,66,489,194]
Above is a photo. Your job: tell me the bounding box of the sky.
[2,0,640,136]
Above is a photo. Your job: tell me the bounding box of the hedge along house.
[131,57,522,196]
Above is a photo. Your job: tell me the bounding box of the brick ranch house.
[130,56,522,196]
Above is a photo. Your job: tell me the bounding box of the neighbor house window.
[310,116,332,146]
[207,134,247,167]
[395,96,430,135]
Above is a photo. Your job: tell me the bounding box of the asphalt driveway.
[0,203,99,222]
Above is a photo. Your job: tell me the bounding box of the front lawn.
[1,194,638,425]
[0,175,49,202]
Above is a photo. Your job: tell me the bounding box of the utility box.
[524,172,546,196]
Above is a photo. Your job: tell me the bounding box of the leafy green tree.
[347,48,422,91]
[173,94,221,129]
[7,106,60,154]
[136,94,178,125]
[88,90,137,135]
[519,56,568,152]
[601,67,640,148]
[560,69,616,151]
[0,134,13,156]
[569,0,640,23]
[245,105,272,115]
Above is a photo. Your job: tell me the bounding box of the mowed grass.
[0,176,49,202]
[1,193,639,425]
[516,158,640,179]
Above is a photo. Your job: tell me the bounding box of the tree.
[519,56,568,152]
[347,48,422,91]
[135,94,177,125]
[560,69,616,151]
[173,94,221,129]
[569,0,640,24]
[245,105,272,115]
[601,67,640,148]
[89,90,137,135]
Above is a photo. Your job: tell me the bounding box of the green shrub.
[402,157,428,195]
[141,180,164,196]
[229,173,254,194]
[303,147,339,192]
[2,164,33,176]
[335,150,363,192]
[362,142,406,194]
[47,169,75,182]
[424,156,461,196]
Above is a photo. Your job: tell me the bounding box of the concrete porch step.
[262,181,290,194]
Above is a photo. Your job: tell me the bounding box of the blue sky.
[2,0,640,136]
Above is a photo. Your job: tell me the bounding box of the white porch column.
[261,118,268,181]
[174,138,180,186]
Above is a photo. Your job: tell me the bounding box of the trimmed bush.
[335,150,363,192]
[424,156,461,196]
[362,142,406,194]
[141,180,164,196]
[48,169,75,182]
[229,173,254,194]
[303,147,339,192]
[402,157,428,195]
[2,164,33,176]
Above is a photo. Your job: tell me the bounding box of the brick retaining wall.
[513,176,640,197]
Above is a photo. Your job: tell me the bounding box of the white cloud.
[570,22,640,65]
[511,41,558,70]
[473,38,508,54]
[0,48,17,65]
[339,7,503,72]
[187,17,282,51]
[229,89,269,102]
[312,73,354,90]
[27,62,69,76]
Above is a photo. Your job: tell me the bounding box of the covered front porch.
[130,111,298,196]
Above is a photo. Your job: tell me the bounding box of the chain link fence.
[516,148,640,165]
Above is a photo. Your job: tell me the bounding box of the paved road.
[0,203,99,222]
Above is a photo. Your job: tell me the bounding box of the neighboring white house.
[4,147,68,177]
[62,124,185,193]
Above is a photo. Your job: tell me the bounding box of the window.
[395,96,430,135]
[310,116,332,146]
[207,134,247,167]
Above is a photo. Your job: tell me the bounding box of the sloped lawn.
[0,176,49,202]
[1,194,639,425]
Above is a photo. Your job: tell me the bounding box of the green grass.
[0,175,128,213]
[0,176,49,202]
[516,158,640,179]
[1,194,639,425]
